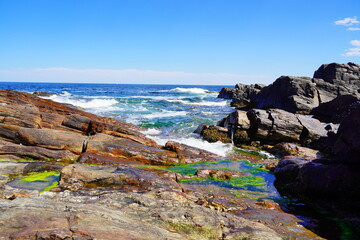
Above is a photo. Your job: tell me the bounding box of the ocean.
[1,82,234,156]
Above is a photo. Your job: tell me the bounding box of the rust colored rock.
[40,112,66,129]
[196,169,247,180]
[86,140,179,165]
[16,128,86,154]
[266,142,322,159]
[0,139,78,162]
[62,114,91,132]
[78,152,142,166]
[165,141,223,164]
[0,124,21,142]
[59,164,181,192]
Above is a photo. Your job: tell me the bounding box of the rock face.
[0,189,284,240]
[218,83,265,108]
[310,95,360,123]
[201,108,331,147]
[313,62,360,86]
[274,106,360,226]
[218,62,360,114]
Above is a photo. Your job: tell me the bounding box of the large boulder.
[313,62,360,86]
[333,105,360,163]
[219,83,265,108]
[274,106,360,226]
[201,108,330,146]
[310,95,360,123]
[252,76,320,114]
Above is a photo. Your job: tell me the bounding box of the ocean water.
[1,82,234,155]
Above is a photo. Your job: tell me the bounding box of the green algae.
[227,175,265,188]
[0,158,31,162]
[233,148,269,159]
[167,165,198,175]
[8,171,60,193]
[20,171,59,182]
[166,221,220,240]
[134,165,167,170]
[167,160,240,176]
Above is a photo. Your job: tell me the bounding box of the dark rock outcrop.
[218,62,360,114]
[201,108,330,147]
[218,83,265,108]
[274,105,360,226]
[310,95,360,123]
[313,62,360,86]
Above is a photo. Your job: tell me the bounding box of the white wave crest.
[46,94,118,110]
[152,87,211,94]
[149,135,232,157]
[166,99,228,107]
[141,128,162,135]
[142,111,188,119]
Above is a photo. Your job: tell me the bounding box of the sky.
[0,0,359,85]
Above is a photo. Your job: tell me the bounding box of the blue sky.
[0,0,359,85]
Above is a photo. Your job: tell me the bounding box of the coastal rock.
[274,105,360,226]
[218,62,360,114]
[266,142,322,159]
[218,83,265,108]
[253,76,319,114]
[165,141,223,163]
[32,91,53,97]
[333,104,360,163]
[86,134,180,165]
[0,160,62,176]
[59,163,181,192]
[0,190,283,240]
[310,95,360,123]
[195,169,247,180]
[16,128,86,154]
[200,125,232,143]
[201,108,330,147]
[313,62,360,86]
[0,140,77,162]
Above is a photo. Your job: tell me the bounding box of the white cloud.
[0,68,271,85]
[342,48,360,56]
[347,27,360,31]
[350,40,360,47]
[335,17,359,26]
[342,40,360,57]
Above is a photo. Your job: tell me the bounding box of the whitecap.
[148,135,232,157]
[166,99,228,107]
[45,94,118,110]
[141,111,188,119]
[150,87,211,94]
[141,128,162,135]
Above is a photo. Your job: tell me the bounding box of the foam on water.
[141,111,188,119]
[151,87,211,94]
[140,128,162,135]
[45,92,119,110]
[149,135,232,157]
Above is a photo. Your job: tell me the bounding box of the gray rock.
[219,62,360,114]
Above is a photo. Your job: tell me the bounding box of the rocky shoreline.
[0,62,359,239]
[199,62,360,235]
[0,89,327,239]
